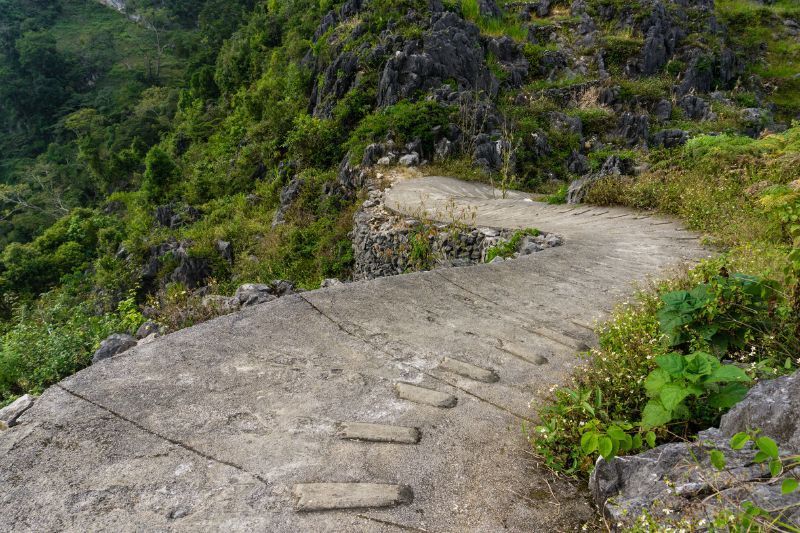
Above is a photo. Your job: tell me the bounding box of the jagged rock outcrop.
[92,334,138,364]
[591,371,800,529]
[651,128,689,148]
[0,395,34,429]
[679,94,714,120]
[377,12,498,106]
[617,112,650,147]
[567,155,634,204]
[140,239,212,291]
[273,177,305,227]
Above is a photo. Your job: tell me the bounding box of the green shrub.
[0,283,136,405]
[640,351,750,430]
[545,184,569,204]
[142,146,179,201]
[346,100,452,161]
[285,114,343,169]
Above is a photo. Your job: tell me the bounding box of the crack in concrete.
[356,513,430,532]
[298,294,536,423]
[55,384,271,486]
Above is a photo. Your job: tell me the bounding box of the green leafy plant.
[545,184,568,205]
[657,273,777,354]
[640,351,751,429]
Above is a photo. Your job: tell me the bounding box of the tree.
[141,146,177,201]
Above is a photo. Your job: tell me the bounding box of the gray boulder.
[567,150,590,175]
[170,256,212,289]
[0,394,34,429]
[399,152,420,167]
[679,94,713,120]
[434,138,454,161]
[651,129,689,148]
[617,112,649,147]
[135,321,161,340]
[271,279,297,297]
[654,99,672,122]
[741,107,774,137]
[230,284,277,308]
[591,371,800,529]
[92,334,138,364]
[487,37,529,88]
[230,280,296,309]
[720,370,800,452]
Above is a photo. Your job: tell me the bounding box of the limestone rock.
[654,99,673,122]
[92,334,138,364]
[135,321,161,340]
[0,394,35,429]
[679,94,713,120]
[651,129,689,148]
[399,152,420,167]
[231,284,278,308]
[377,12,497,107]
[719,370,800,452]
[591,371,800,529]
[617,112,649,147]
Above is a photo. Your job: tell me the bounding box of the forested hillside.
[0,0,798,432]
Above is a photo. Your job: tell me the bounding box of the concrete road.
[0,177,708,532]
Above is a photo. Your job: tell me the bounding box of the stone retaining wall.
[351,190,562,280]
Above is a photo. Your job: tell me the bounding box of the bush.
[346,100,452,161]
[0,284,136,405]
[285,114,343,169]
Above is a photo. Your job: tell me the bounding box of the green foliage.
[532,258,799,476]
[0,209,122,298]
[285,114,343,169]
[532,288,667,474]
[657,273,778,354]
[640,351,750,429]
[602,33,644,72]
[346,100,452,161]
[459,0,527,40]
[407,225,437,271]
[0,281,133,405]
[545,184,569,204]
[142,146,179,201]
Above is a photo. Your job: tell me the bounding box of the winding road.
[0,176,708,532]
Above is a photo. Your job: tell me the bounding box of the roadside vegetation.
[531,127,800,480]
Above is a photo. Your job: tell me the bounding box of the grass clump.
[458,0,527,40]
